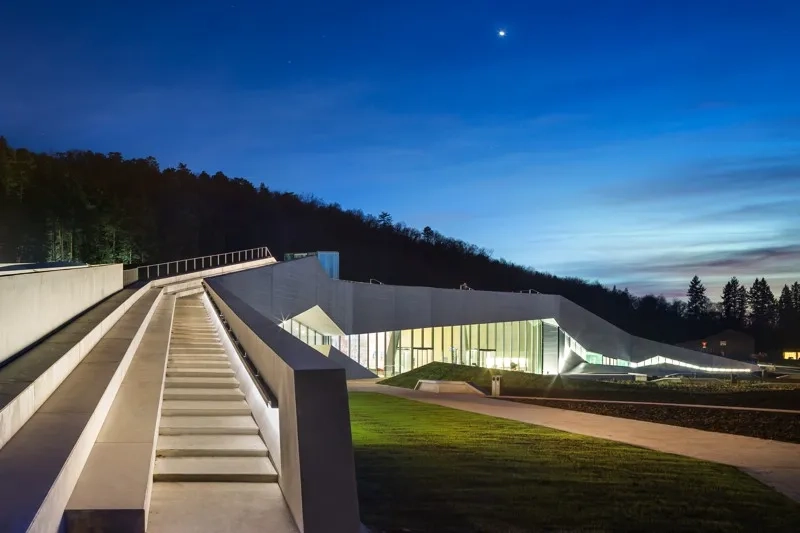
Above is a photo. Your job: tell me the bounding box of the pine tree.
[778,285,794,330]
[792,282,800,312]
[748,278,777,329]
[736,284,748,325]
[721,276,746,328]
[686,275,708,320]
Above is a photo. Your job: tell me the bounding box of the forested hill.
[1,138,796,353]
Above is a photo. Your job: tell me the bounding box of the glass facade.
[279,316,750,376]
[281,318,553,377]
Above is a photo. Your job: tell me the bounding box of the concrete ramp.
[414,380,485,395]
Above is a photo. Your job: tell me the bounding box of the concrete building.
[212,256,758,378]
[0,248,761,533]
[0,248,360,533]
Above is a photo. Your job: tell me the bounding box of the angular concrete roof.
[209,257,757,372]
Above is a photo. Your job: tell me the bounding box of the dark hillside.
[2,137,797,352]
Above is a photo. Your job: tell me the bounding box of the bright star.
[498,30,506,37]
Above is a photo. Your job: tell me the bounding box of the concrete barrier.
[202,292,281,470]
[414,380,485,395]
[0,264,122,365]
[64,295,175,533]
[205,280,360,533]
[0,257,276,451]
[122,268,139,287]
[0,288,164,533]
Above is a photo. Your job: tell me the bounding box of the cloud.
[602,154,800,205]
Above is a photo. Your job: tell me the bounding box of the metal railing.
[125,246,272,282]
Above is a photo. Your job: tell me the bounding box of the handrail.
[204,282,279,407]
[519,288,541,294]
[124,246,272,282]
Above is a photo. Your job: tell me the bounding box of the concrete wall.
[0,264,122,365]
[205,280,361,533]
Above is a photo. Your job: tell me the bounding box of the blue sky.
[2,0,800,299]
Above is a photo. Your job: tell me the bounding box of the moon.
[498,29,506,37]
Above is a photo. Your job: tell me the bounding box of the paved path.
[499,396,800,414]
[348,381,800,503]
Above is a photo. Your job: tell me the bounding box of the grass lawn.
[350,392,800,533]
[379,362,800,409]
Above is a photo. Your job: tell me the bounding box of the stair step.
[163,388,245,401]
[165,377,239,388]
[159,415,259,435]
[153,456,277,482]
[161,400,251,416]
[168,360,230,369]
[157,435,268,457]
[169,344,225,354]
[166,368,234,377]
[170,343,222,349]
[170,352,227,358]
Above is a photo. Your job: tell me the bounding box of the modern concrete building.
[0,248,361,533]
[212,255,758,378]
[0,248,761,533]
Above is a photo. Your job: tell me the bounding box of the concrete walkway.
[348,381,800,503]
[499,395,800,414]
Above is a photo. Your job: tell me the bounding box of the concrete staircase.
[154,295,278,482]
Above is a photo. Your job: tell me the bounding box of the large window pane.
[433,327,443,362]
[368,333,377,370]
[504,321,514,369]
[359,334,368,366]
[376,331,386,376]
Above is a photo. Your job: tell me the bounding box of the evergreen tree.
[792,282,800,312]
[736,283,749,325]
[748,278,777,329]
[721,276,746,328]
[377,211,393,227]
[778,285,795,330]
[686,275,708,320]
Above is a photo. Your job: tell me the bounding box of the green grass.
[350,392,800,533]
[379,362,800,409]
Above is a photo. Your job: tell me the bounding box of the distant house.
[676,329,755,360]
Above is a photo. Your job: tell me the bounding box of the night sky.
[2,1,799,299]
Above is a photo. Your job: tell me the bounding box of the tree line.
[1,138,798,358]
[686,275,799,357]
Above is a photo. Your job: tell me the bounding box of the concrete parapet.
[0,264,123,365]
[0,288,164,533]
[63,295,175,533]
[205,280,360,533]
[0,285,151,449]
